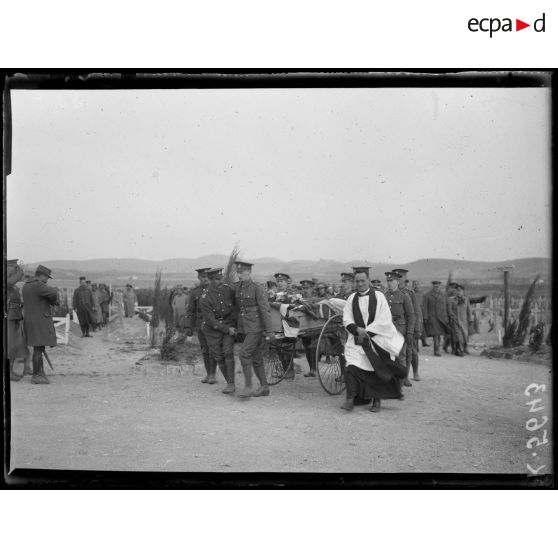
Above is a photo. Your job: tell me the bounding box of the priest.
[341,266,406,413]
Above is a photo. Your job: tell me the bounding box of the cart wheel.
[262,340,293,385]
[316,315,346,395]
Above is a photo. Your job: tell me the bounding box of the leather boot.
[222,357,235,394]
[412,353,420,381]
[201,353,211,382]
[252,364,270,396]
[369,398,381,413]
[31,351,49,385]
[9,362,22,382]
[238,365,254,398]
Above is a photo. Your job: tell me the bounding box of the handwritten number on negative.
[524,383,546,396]
[526,430,548,449]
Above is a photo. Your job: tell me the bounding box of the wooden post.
[503,269,510,333]
[496,265,515,348]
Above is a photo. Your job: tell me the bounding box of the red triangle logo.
[516,19,530,31]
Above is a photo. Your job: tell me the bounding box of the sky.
[6,86,552,264]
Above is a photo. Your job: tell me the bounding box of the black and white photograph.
[4,72,553,484]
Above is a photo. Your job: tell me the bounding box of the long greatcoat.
[422,288,450,337]
[73,284,94,327]
[448,295,472,346]
[22,278,59,347]
[7,267,28,359]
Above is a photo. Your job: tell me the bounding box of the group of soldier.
[8,256,475,406]
[182,261,477,404]
[184,262,276,399]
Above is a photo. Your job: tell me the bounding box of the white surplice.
[342,289,404,371]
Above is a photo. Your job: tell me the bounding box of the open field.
[8,314,553,476]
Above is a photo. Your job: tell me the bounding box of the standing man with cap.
[444,282,459,354]
[384,271,416,387]
[72,276,95,337]
[274,273,291,296]
[340,266,405,413]
[423,281,450,356]
[185,268,216,384]
[337,272,354,300]
[299,279,319,377]
[393,268,423,382]
[411,280,430,347]
[123,284,137,318]
[200,267,237,392]
[22,265,59,384]
[233,260,275,398]
[371,279,383,292]
[447,284,473,357]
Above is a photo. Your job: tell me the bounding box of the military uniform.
[384,272,416,385]
[200,270,237,388]
[398,278,423,380]
[234,261,275,397]
[185,268,215,381]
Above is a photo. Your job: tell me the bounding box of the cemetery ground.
[9,315,552,476]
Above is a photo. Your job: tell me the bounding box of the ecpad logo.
[468,13,546,37]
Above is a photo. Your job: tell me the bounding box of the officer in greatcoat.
[185,267,216,383]
[200,267,237,392]
[22,265,59,384]
[233,261,275,398]
[422,280,450,356]
[72,276,95,337]
[393,268,423,381]
[384,271,416,388]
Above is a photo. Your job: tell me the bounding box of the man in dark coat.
[412,280,430,347]
[72,276,95,337]
[22,265,59,384]
[422,281,450,356]
[185,268,215,383]
[200,268,237,393]
[233,261,275,398]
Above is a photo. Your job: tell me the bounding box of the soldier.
[269,272,297,379]
[384,271,416,388]
[315,282,329,299]
[411,280,430,347]
[444,281,459,354]
[233,261,275,397]
[200,268,237,392]
[447,284,473,356]
[7,259,32,381]
[73,276,95,337]
[300,279,315,300]
[371,279,383,292]
[185,268,216,384]
[274,273,291,295]
[299,279,318,377]
[393,268,423,382]
[22,265,59,385]
[338,272,354,300]
[423,280,450,356]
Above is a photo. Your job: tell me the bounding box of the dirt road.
[9,316,553,474]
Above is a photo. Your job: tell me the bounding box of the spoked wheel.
[262,339,294,386]
[316,315,346,395]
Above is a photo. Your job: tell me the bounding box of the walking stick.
[42,348,55,372]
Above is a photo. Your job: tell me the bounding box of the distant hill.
[26,256,551,288]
